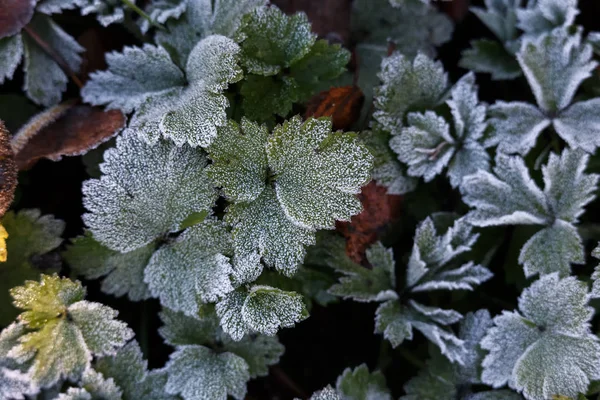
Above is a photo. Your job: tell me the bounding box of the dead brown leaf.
[0,121,17,217]
[336,181,403,265]
[12,104,125,170]
[0,0,35,39]
[305,86,364,131]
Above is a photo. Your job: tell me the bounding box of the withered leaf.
[0,121,17,217]
[12,103,125,170]
[0,0,35,38]
[305,85,364,131]
[336,181,402,264]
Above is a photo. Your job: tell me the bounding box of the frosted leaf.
[0,209,65,326]
[216,290,249,341]
[64,233,155,301]
[592,243,600,298]
[335,364,392,400]
[241,286,307,336]
[267,116,373,229]
[206,118,269,203]
[486,101,550,155]
[553,98,600,153]
[517,27,596,113]
[223,334,284,378]
[139,0,187,33]
[516,0,578,37]
[470,0,521,42]
[226,187,315,276]
[144,218,234,315]
[54,388,92,400]
[0,367,33,400]
[96,340,176,400]
[309,386,341,400]
[22,15,83,106]
[456,309,494,384]
[36,0,80,14]
[7,275,133,388]
[82,131,216,253]
[156,0,266,66]
[165,345,249,400]
[481,273,600,400]
[81,44,185,114]
[374,52,448,134]
[362,129,417,195]
[465,391,522,400]
[328,242,398,302]
[375,300,466,363]
[459,39,521,81]
[62,369,122,400]
[413,262,493,292]
[0,35,23,85]
[77,0,129,27]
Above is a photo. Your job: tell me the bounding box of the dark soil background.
[4,0,600,398]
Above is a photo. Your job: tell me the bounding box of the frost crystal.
[54,369,122,400]
[516,0,578,38]
[481,273,600,400]
[461,148,598,276]
[591,244,600,299]
[83,35,243,147]
[208,116,372,275]
[488,27,600,154]
[336,364,392,400]
[139,0,187,33]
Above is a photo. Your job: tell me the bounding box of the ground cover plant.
[2,0,600,399]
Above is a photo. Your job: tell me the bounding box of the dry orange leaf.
[305,86,364,131]
[12,104,125,170]
[0,0,35,38]
[0,121,17,217]
[336,181,402,265]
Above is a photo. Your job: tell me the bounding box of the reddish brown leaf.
[305,86,364,131]
[0,0,35,39]
[12,104,125,170]
[336,181,403,265]
[0,121,17,217]
[438,0,470,21]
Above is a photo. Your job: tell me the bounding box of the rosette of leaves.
[206,116,373,279]
[460,0,578,80]
[460,148,598,277]
[159,307,284,400]
[0,274,133,394]
[401,310,522,400]
[0,209,65,327]
[0,2,83,106]
[321,215,492,364]
[391,72,491,188]
[481,273,600,400]
[486,27,600,155]
[82,34,243,147]
[235,5,350,122]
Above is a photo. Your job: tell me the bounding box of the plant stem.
[23,25,83,89]
[271,366,307,398]
[120,0,166,31]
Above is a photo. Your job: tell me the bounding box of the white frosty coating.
[0,35,23,85]
[64,233,155,301]
[216,290,249,341]
[77,0,128,27]
[517,27,596,113]
[591,244,600,299]
[223,333,285,378]
[481,273,600,400]
[374,300,467,364]
[139,0,187,33]
[239,5,316,75]
[0,367,33,400]
[144,219,234,316]
[22,15,83,106]
[207,118,268,203]
[165,345,250,400]
[36,0,79,14]
[335,364,391,400]
[268,116,373,229]
[82,44,186,113]
[487,101,551,155]
[328,242,398,303]
[82,130,217,253]
[55,388,93,400]
[553,98,600,153]
[373,52,448,134]
[96,340,176,400]
[516,0,578,37]
[61,369,123,400]
[462,149,597,276]
[413,261,493,292]
[307,385,341,400]
[470,0,520,42]
[459,39,522,81]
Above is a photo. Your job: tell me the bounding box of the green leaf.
[139,0,187,33]
[0,209,64,327]
[459,39,521,80]
[471,0,520,43]
[56,369,122,400]
[516,0,578,37]
[64,232,155,301]
[0,367,33,400]
[335,364,392,400]
[82,130,217,253]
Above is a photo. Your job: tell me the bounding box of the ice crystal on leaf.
[336,364,392,400]
[391,73,490,187]
[207,116,372,275]
[591,244,600,298]
[1,275,133,389]
[461,148,598,277]
[82,35,243,147]
[236,6,350,121]
[487,27,600,154]
[160,307,283,400]
[139,0,187,33]
[54,369,122,400]
[0,15,83,106]
[481,273,600,400]
[516,0,578,38]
